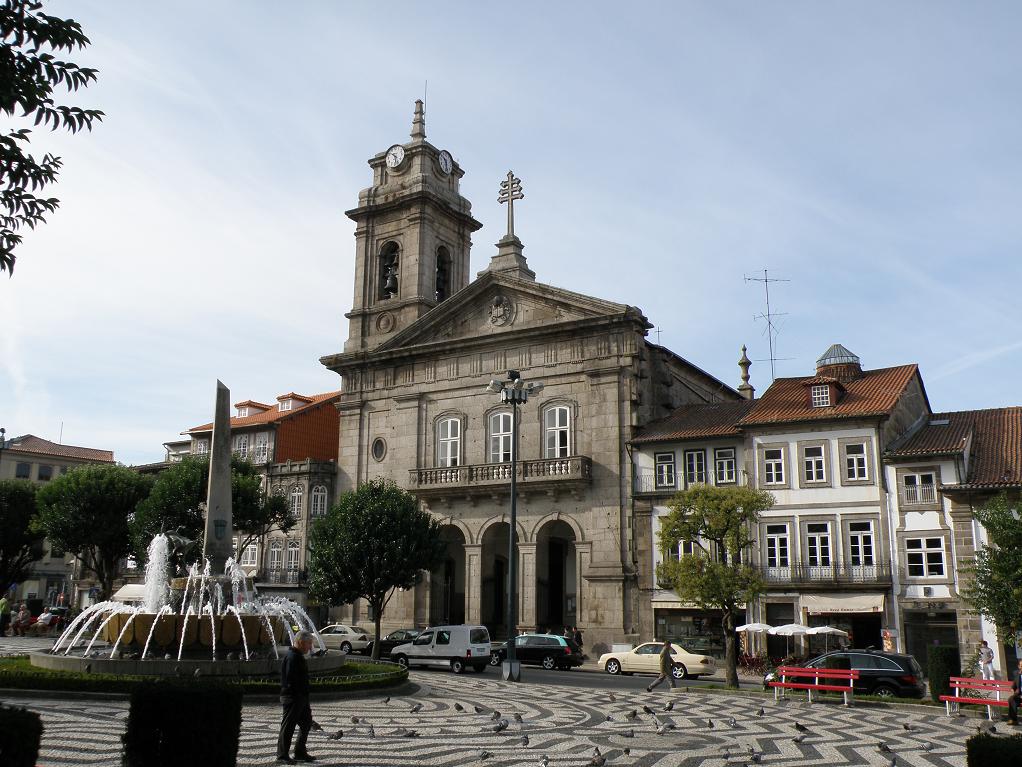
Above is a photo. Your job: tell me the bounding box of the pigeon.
[623,748,631,756]
[475,705,486,714]
[756,707,765,717]
[901,722,912,731]
[606,715,613,721]
[328,729,344,740]
[401,729,418,738]
[593,747,602,757]
[663,700,675,712]
[624,709,638,721]
[455,703,464,712]
[886,757,897,767]
[587,755,606,767]
[351,716,360,724]
[642,704,655,715]
[383,696,391,704]
[922,743,933,752]
[608,693,617,702]
[514,712,524,724]
[521,734,530,746]
[878,742,892,754]
[539,756,550,767]
[490,710,502,721]
[621,728,634,738]
[792,734,806,744]
[727,716,737,728]
[493,718,509,734]
[479,750,492,760]
[707,719,715,729]
[410,702,423,714]
[655,723,669,736]
[311,721,323,731]
[750,753,761,764]
[794,721,808,733]
[367,724,376,739]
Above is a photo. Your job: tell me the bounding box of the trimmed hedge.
[123,680,241,767]
[966,733,1022,765]
[0,704,43,767]
[0,656,406,694]
[928,646,961,703]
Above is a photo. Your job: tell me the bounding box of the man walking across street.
[646,640,677,692]
[979,640,995,680]
[277,631,316,763]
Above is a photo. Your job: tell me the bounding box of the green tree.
[1,0,104,275]
[307,478,445,660]
[35,465,152,600]
[0,479,44,591]
[130,455,295,565]
[656,484,775,688]
[964,492,1022,643]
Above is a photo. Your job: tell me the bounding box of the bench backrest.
[949,677,1014,692]
[777,666,860,680]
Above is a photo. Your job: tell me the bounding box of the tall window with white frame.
[906,537,944,577]
[714,448,736,484]
[763,448,785,485]
[655,452,676,489]
[289,485,303,517]
[437,417,461,467]
[235,433,249,459]
[240,542,258,566]
[806,522,831,569]
[310,485,328,517]
[286,539,300,573]
[848,520,874,568]
[269,540,283,571]
[810,384,831,407]
[195,440,209,455]
[684,449,706,485]
[255,433,269,463]
[489,411,512,463]
[803,445,826,483]
[765,524,790,575]
[544,406,571,459]
[903,472,936,504]
[845,442,868,481]
[664,537,696,562]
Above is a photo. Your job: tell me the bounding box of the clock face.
[385,145,405,168]
[438,150,453,175]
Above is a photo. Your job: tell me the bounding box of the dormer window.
[237,406,249,418]
[810,384,831,408]
[278,399,293,412]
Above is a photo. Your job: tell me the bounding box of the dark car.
[366,628,421,658]
[489,633,584,670]
[764,649,926,699]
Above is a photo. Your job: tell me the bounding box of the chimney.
[737,345,755,400]
[815,344,863,383]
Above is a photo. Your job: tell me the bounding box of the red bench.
[769,665,860,706]
[940,677,1016,721]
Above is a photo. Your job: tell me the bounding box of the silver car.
[318,624,371,654]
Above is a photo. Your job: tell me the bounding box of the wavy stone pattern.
[16,671,968,766]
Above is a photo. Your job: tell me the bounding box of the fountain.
[30,382,341,678]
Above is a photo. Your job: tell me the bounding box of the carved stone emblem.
[376,311,395,333]
[489,294,515,326]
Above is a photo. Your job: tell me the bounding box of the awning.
[112,584,146,603]
[802,593,884,615]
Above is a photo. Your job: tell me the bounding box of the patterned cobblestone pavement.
[2,668,974,767]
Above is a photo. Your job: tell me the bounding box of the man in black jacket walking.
[277,631,316,763]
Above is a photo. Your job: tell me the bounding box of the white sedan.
[599,641,717,679]
[318,624,371,654]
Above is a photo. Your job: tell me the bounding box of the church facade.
[320,102,743,650]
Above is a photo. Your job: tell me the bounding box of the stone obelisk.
[203,380,233,574]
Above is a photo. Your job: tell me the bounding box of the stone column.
[203,381,233,576]
[465,544,482,625]
[518,542,538,632]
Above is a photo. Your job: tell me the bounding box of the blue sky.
[3,1,1021,465]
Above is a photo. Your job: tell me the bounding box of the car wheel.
[394,654,409,669]
[542,655,557,670]
[490,651,501,666]
[452,658,466,674]
[340,641,352,654]
[605,659,622,675]
[871,684,896,699]
[672,663,688,680]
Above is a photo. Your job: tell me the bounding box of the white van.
[390,625,491,673]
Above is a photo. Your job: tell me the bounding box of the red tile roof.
[739,365,920,427]
[234,400,272,411]
[890,408,1022,490]
[632,401,756,444]
[3,434,114,462]
[276,392,314,403]
[186,391,340,434]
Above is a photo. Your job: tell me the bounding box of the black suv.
[765,649,926,699]
[490,633,584,670]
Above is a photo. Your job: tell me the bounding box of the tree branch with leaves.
[0,479,44,591]
[656,483,774,688]
[964,491,1022,645]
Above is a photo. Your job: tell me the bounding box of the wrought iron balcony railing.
[409,456,592,497]
[262,568,303,585]
[901,484,937,505]
[757,561,893,585]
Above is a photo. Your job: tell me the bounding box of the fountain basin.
[29,648,347,678]
[98,612,285,651]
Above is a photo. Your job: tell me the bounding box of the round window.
[371,438,387,462]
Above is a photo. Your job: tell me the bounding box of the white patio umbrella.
[806,625,848,651]
[736,623,774,633]
[767,623,812,657]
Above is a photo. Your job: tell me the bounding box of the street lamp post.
[485,370,543,683]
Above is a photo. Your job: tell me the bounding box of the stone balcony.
[408,456,593,501]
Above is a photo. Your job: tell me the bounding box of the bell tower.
[344,101,483,351]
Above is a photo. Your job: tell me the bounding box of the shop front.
[653,600,740,660]
[902,606,959,671]
[802,593,885,653]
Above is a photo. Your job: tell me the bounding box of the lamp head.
[486,380,504,394]
[507,369,521,381]
[526,382,544,395]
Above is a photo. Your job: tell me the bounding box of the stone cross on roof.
[498,171,524,238]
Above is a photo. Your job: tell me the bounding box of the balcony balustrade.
[758,560,893,586]
[901,484,937,505]
[409,456,592,498]
[634,469,677,495]
[262,568,303,585]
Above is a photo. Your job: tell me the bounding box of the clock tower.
[343,101,483,352]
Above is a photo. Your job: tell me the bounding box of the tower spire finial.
[411,99,426,140]
[738,344,755,400]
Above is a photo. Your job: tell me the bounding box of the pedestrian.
[1008,659,1022,726]
[979,640,995,680]
[12,604,31,637]
[572,625,584,653]
[0,593,9,637]
[563,626,572,641]
[646,640,677,692]
[277,630,316,764]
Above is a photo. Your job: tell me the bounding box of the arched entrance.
[480,522,518,639]
[429,525,466,625]
[535,520,578,634]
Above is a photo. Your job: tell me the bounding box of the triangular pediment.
[374,272,644,353]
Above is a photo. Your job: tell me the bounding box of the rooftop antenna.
[423,79,427,106]
[655,326,662,345]
[744,269,791,381]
